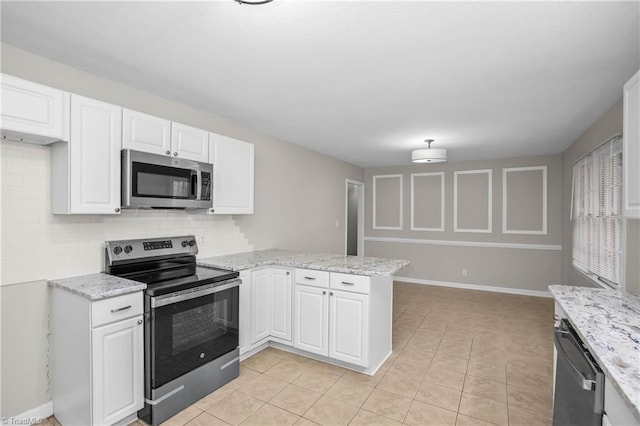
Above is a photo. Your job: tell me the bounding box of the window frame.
[571,135,624,289]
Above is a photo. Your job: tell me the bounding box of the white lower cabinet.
[51,289,144,426]
[294,284,329,355]
[329,289,369,366]
[243,266,392,374]
[92,316,144,425]
[603,378,639,426]
[294,269,379,368]
[239,270,252,354]
[250,268,292,344]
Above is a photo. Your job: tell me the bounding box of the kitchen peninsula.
[199,249,409,375]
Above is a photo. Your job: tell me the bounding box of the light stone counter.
[549,285,640,420]
[198,249,409,276]
[48,272,146,301]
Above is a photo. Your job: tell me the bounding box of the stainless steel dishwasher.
[553,318,604,426]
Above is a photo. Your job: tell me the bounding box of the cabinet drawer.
[295,268,329,288]
[330,273,370,294]
[92,292,143,328]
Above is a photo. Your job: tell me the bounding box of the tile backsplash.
[1,141,253,286]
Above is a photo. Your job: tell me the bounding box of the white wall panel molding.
[410,172,444,232]
[372,174,403,230]
[502,166,548,235]
[393,276,553,298]
[454,169,492,233]
[364,236,561,251]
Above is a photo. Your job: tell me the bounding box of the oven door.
[148,279,240,389]
[122,149,212,209]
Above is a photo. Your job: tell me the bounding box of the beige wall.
[560,97,640,294]
[364,155,562,293]
[0,44,363,417]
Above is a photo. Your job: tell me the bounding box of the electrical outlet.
[462,269,468,277]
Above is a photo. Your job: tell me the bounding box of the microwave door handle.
[190,171,198,200]
[196,170,202,200]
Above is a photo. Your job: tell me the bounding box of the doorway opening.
[345,179,365,256]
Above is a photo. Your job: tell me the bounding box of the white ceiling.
[1,1,639,167]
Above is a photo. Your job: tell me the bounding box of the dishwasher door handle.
[554,328,596,391]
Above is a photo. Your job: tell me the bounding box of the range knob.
[181,240,189,248]
[112,246,123,255]
[124,245,133,254]
[188,240,196,247]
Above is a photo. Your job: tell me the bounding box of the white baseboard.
[10,400,53,424]
[394,276,552,298]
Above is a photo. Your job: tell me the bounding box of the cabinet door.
[171,122,209,162]
[294,285,328,356]
[270,269,292,341]
[239,271,251,354]
[92,315,144,426]
[329,290,369,367]
[122,109,171,156]
[68,95,122,214]
[0,73,69,142]
[251,269,271,344]
[210,134,254,214]
[623,70,640,218]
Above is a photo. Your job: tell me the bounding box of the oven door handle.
[151,279,241,308]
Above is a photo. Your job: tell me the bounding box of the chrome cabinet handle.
[114,207,120,213]
[286,271,290,275]
[330,292,333,296]
[111,305,131,313]
[165,150,171,155]
[322,291,326,295]
[137,319,143,325]
[173,152,178,157]
[341,281,355,286]
[304,276,316,280]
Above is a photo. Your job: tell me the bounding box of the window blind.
[572,136,623,288]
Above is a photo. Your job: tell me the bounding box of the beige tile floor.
[49,281,555,426]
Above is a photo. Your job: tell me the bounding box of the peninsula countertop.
[549,285,640,421]
[198,249,410,276]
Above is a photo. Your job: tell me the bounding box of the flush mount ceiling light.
[411,139,447,163]
[234,0,273,4]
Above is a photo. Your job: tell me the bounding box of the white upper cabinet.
[122,109,171,155]
[122,109,209,162]
[52,95,122,215]
[0,73,70,144]
[171,122,210,162]
[209,133,255,215]
[623,70,640,218]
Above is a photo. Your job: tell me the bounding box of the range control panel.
[106,235,198,265]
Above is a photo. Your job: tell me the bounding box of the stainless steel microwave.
[122,149,213,210]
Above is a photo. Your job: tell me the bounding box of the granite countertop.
[48,273,146,301]
[198,249,410,276]
[549,285,640,420]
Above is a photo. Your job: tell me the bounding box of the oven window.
[151,285,239,388]
[172,300,228,355]
[132,162,195,199]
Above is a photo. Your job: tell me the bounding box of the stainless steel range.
[105,235,240,426]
